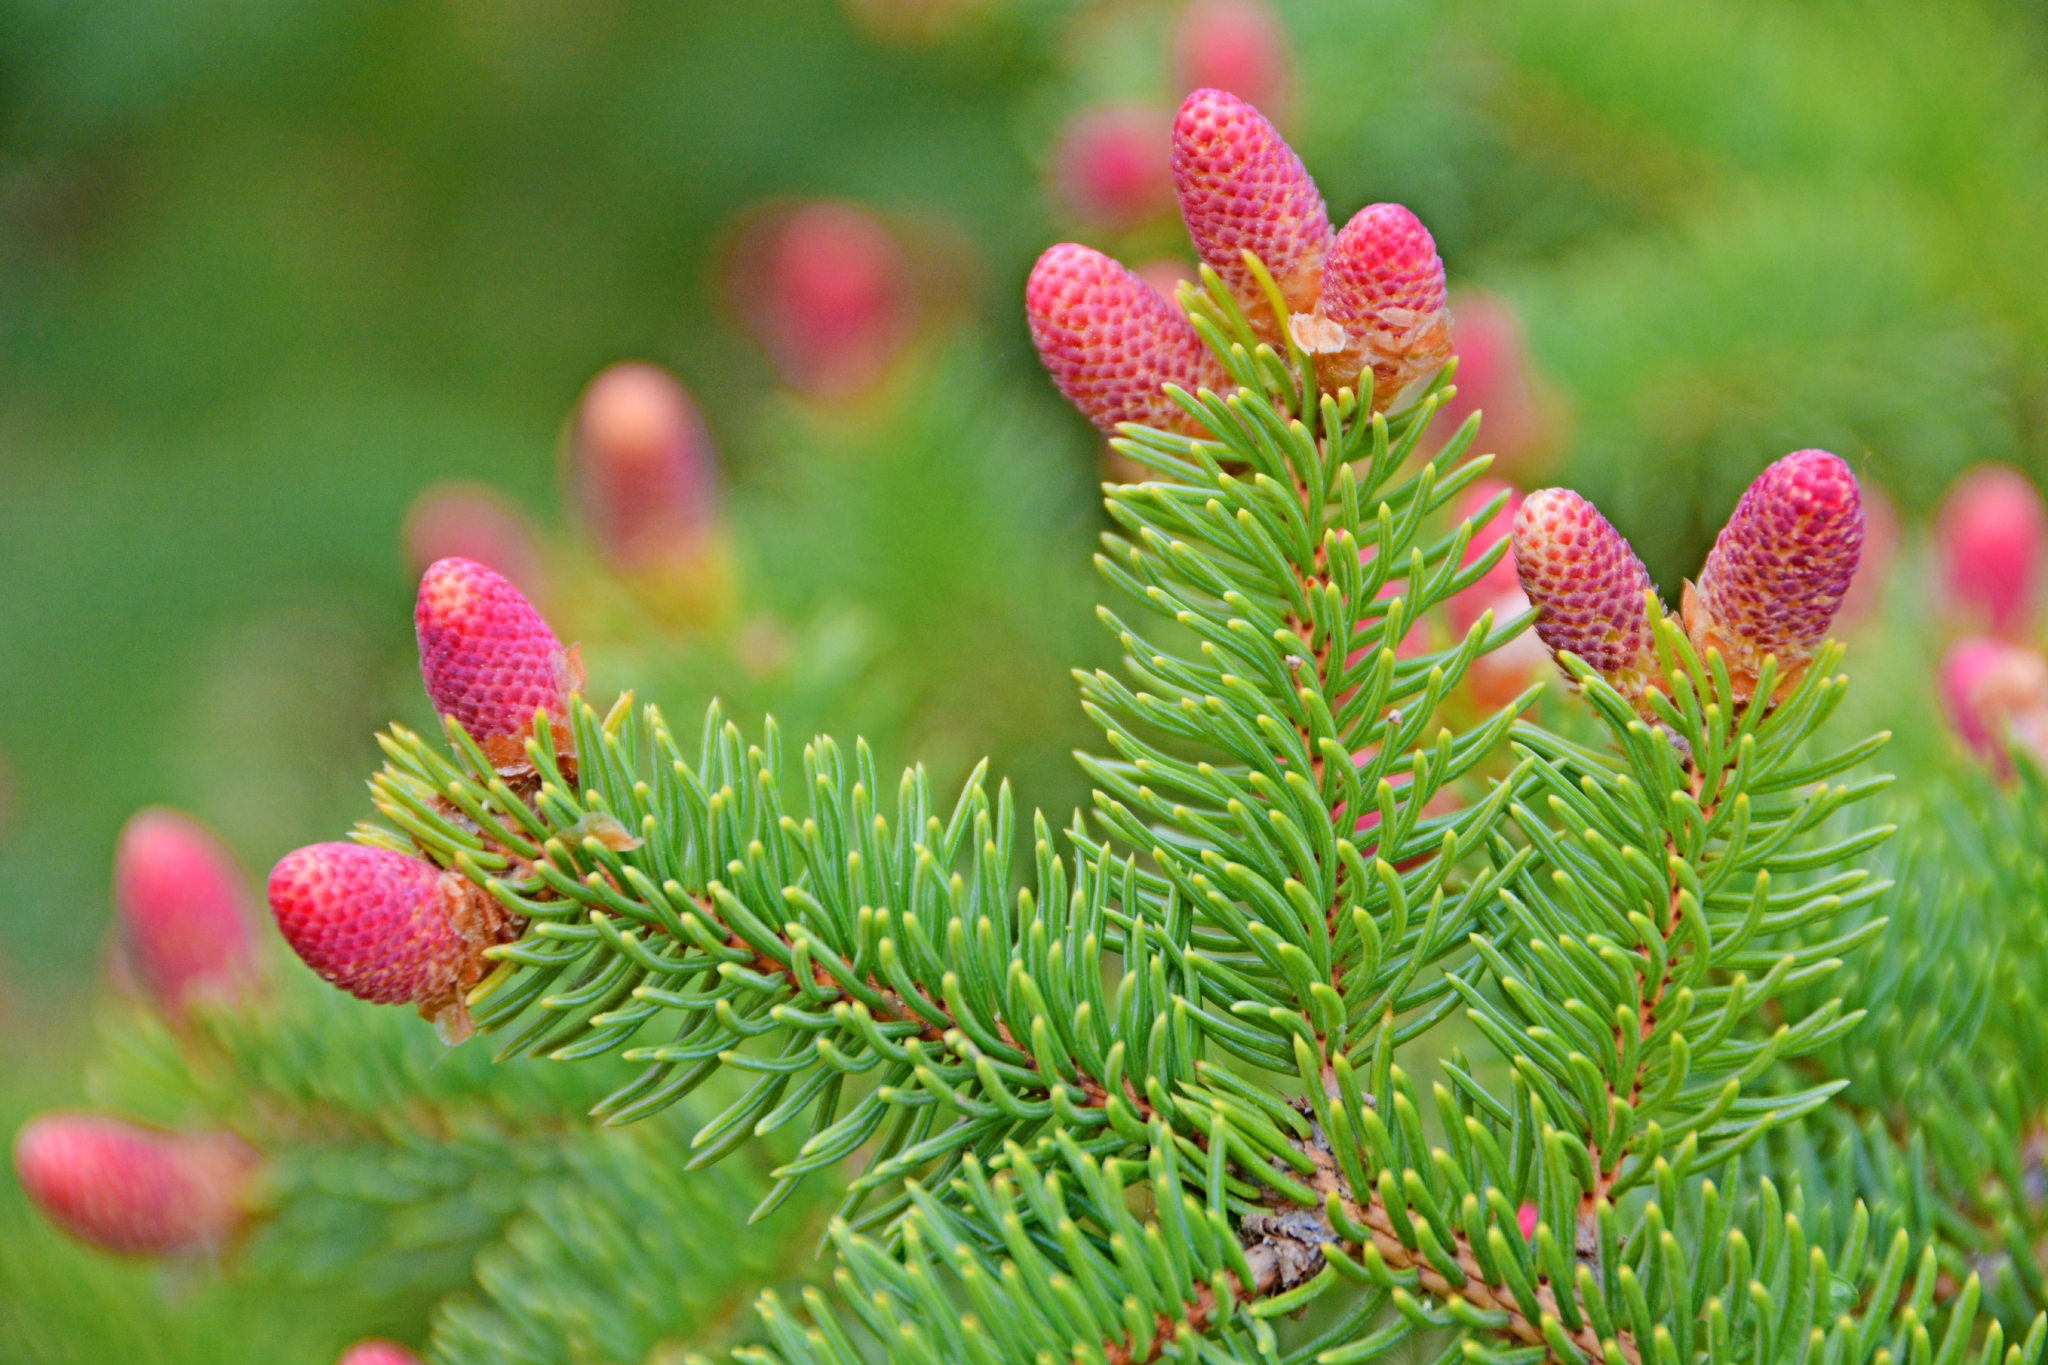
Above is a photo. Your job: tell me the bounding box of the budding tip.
[1689,449,1864,700]
[1025,242,1225,436]
[415,555,575,743]
[1510,488,1659,692]
[1169,86,1328,312]
[13,1114,255,1257]
[111,808,259,1018]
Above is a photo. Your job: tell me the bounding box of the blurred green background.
[3,0,2047,1356]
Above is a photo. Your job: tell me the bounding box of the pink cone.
[267,842,517,1038]
[570,362,719,576]
[1940,637,2048,775]
[1169,88,1329,325]
[1311,202,1451,403]
[403,483,546,606]
[112,809,258,1020]
[1685,450,1862,702]
[337,1343,423,1365]
[1171,0,1292,119]
[1026,242,1230,436]
[416,557,581,750]
[736,202,911,400]
[14,1114,255,1257]
[1935,465,2047,638]
[1050,104,1175,232]
[1512,488,1661,698]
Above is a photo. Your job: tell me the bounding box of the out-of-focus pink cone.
[736,202,912,400]
[1050,105,1174,233]
[1684,450,1862,703]
[416,556,582,762]
[1940,638,2048,776]
[1446,479,1523,634]
[1171,0,1292,120]
[1517,1202,1539,1240]
[337,1342,423,1365]
[403,484,546,606]
[1305,202,1451,408]
[1434,294,1555,475]
[1835,483,1898,631]
[1935,465,2047,638]
[1026,243,1231,437]
[267,842,518,1041]
[13,1115,256,1257]
[1170,88,1328,329]
[1512,489,1662,704]
[112,809,258,1020]
[570,363,719,574]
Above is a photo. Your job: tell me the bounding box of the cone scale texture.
[1511,488,1661,697]
[1312,202,1452,403]
[415,556,581,758]
[1684,449,1862,700]
[1170,88,1328,324]
[1026,243,1230,436]
[266,842,518,1039]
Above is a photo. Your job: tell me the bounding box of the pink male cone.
[14,1114,256,1257]
[1026,242,1230,437]
[1172,0,1293,119]
[1684,450,1862,703]
[416,556,582,767]
[1308,202,1451,407]
[1940,637,2048,777]
[267,842,519,1042]
[1050,105,1175,232]
[1170,88,1328,334]
[1512,488,1662,708]
[112,809,259,1020]
[338,1343,424,1365]
[1935,465,2047,638]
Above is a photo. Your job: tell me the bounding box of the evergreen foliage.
[162,258,2024,1365]
[14,6,2048,1357]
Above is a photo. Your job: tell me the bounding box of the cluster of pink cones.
[13,556,570,1287]
[269,557,562,1040]
[1026,88,1453,437]
[1509,449,1866,713]
[1934,466,2048,775]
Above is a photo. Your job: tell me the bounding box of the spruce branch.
[218,86,2046,1365]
